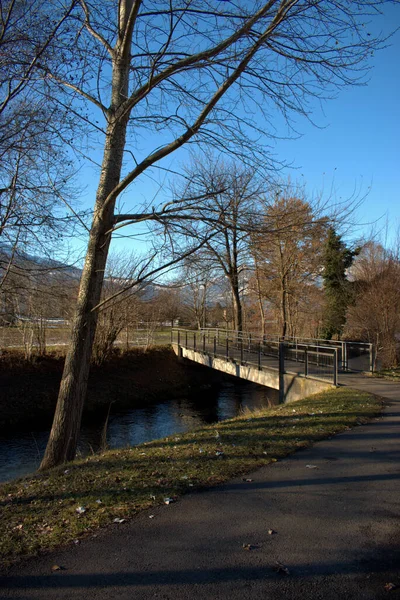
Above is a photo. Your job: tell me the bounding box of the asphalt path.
[1,374,399,599]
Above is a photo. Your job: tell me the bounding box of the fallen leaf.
[113,518,126,524]
[164,498,174,505]
[149,515,155,519]
[51,565,64,572]
[306,464,318,469]
[243,543,254,551]
[273,561,290,575]
[76,506,86,514]
[242,478,253,482]
[385,583,397,592]
[268,529,276,535]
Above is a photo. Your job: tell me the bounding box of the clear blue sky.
[276,6,400,245]
[73,5,400,262]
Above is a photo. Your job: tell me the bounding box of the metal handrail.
[171,328,339,386]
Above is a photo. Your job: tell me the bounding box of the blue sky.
[72,5,400,261]
[276,7,400,244]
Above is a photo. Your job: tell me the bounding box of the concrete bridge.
[171,329,373,404]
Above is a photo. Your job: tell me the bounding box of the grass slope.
[0,387,381,567]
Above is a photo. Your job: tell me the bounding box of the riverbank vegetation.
[0,387,381,567]
[0,346,220,431]
[371,368,400,382]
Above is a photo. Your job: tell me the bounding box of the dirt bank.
[0,347,220,431]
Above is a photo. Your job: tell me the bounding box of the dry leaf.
[385,583,397,592]
[274,561,290,575]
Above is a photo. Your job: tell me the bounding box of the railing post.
[178,330,181,346]
[171,329,173,343]
[213,336,217,357]
[203,333,206,352]
[185,331,188,347]
[370,343,374,372]
[226,336,229,359]
[279,341,285,374]
[304,348,308,377]
[193,332,196,351]
[278,341,285,403]
[333,349,338,386]
[240,339,243,364]
[258,341,261,370]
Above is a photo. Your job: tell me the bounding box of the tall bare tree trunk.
[281,285,287,339]
[232,284,243,332]
[40,16,131,469]
[254,259,266,334]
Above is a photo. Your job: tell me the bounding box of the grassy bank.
[0,387,381,567]
[0,346,220,431]
[371,367,400,381]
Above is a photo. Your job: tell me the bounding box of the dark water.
[0,379,279,483]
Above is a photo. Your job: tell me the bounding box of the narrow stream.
[0,379,279,483]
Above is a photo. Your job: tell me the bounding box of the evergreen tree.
[321,228,358,339]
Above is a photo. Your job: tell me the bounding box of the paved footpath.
[1,374,400,600]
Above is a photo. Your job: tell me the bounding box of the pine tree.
[321,228,358,339]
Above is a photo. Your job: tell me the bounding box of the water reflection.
[0,379,278,483]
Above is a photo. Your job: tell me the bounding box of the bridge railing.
[197,329,373,373]
[171,329,338,385]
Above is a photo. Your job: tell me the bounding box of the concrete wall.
[172,344,333,403]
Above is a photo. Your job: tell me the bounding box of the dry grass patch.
[371,367,400,381]
[0,387,381,566]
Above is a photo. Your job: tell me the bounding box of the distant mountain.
[0,244,82,279]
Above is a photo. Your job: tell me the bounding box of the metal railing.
[171,328,339,385]
[197,328,373,373]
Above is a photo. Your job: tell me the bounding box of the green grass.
[0,387,381,566]
[371,367,400,381]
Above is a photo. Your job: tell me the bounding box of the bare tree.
[38,0,394,469]
[92,251,144,364]
[345,241,400,368]
[180,158,264,331]
[180,253,217,329]
[0,0,83,287]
